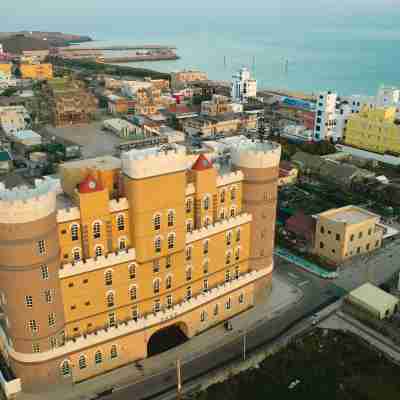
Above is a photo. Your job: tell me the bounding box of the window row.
[185,246,241,264]
[25,290,54,307]
[154,233,176,253]
[28,313,56,334]
[219,186,238,204]
[153,210,176,231]
[200,293,244,322]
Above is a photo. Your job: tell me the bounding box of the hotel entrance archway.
[147,322,189,357]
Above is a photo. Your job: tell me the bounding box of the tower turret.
[0,179,66,354]
[231,141,281,297]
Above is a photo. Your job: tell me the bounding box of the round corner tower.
[231,141,281,299]
[0,180,66,372]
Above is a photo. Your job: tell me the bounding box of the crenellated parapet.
[57,207,81,223]
[231,141,281,169]
[216,170,244,187]
[109,197,129,213]
[186,213,252,243]
[122,145,188,179]
[59,248,136,278]
[0,179,58,224]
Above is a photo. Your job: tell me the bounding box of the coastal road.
[103,261,338,400]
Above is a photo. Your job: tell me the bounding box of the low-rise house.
[346,283,399,320]
[102,119,137,138]
[284,212,315,249]
[313,205,384,264]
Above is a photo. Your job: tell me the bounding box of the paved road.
[104,262,338,400]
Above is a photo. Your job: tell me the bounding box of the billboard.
[281,97,316,111]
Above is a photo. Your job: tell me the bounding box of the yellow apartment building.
[0,141,281,393]
[313,205,384,264]
[20,63,53,80]
[345,106,400,155]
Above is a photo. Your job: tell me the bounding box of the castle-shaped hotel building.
[0,140,280,392]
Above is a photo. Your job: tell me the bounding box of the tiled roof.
[192,154,213,171]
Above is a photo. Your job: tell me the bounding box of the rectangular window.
[166,294,173,308]
[154,299,161,313]
[225,270,231,283]
[28,320,38,334]
[186,286,192,301]
[25,295,33,308]
[108,312,116,327]
[320,226,325,234]
[132,306,139,321]
[32,343,40,353]
[44,290,53,304]
[50,336,57,349]
[48,313,56,327]
[320,242,324,249]
[186,247,192,261]
[225,298,231,310]
[40,265,49,280]
[359,232,363,239]
[166,256,172,269]
[37,240,46,256]
[336,233,340,241]
[203,279,208,291]
[153,260,160,273]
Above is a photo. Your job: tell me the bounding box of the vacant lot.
[190,329,400,400]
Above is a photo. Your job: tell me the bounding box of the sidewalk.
[19,275,302,400]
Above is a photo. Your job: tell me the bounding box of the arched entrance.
[147,322,189,357]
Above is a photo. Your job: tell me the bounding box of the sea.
[75,12,400,96]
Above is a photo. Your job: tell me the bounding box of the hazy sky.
[0,0,396,34]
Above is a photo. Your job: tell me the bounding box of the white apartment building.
[313,91,337,141]
[231,68,257,103]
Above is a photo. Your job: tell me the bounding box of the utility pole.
[176,358,182,400]
[243,331,247,361]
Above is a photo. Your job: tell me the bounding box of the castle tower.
[0,180,66,355]
[122,146,188,289]
[231,141,281,297]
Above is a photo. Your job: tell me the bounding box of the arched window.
[129,285,137,301]
[60,360,71,376]
[73,247,81,262]
[226,231,232,246]
[231,186,236,201]
[106,291,115,307]
[153,279,161,294]
[110,345,118,359]
[95,245,103,258]
[203,196,210,210]
[186,198,192,213]
[119,237,127,250]
[93,221,101,239]
[200,310,207,322]
[186,246,192,261]
[220,189,225,204]
[186,267,192,282]
[236,228,241,243]
[235,266,240,279]
[78,355,87,369]
[105,270,113,286]
[168,233,175,250]
[154,214,161,231]
[117,214,125,231]
[154,236,162,253]
[166,275,172,290]
[168,210,175,227]
[235,248,240,261]
[71,224,79,241]
[186,220,193,233]
[203,240,209,255]
[94,350,103,365]
[128,264,136,280]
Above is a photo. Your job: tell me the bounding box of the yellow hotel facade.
[0,141,280,392]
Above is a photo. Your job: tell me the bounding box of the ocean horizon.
[48,11,400,96]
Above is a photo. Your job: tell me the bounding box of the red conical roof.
[78,174,103,194]
[191,154,213,171]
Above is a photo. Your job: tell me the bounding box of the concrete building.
[201,95,233,116]
[347,283,399,320]
[107,95,135,115]
[281,124,313,143]
[102,119,137,138]
[231,68,257,103]
[345,106,400,156]
[42,78,98,126]
[121,81,153,98]
[0,140,281,392]
[135,87,162,116]
[182,113,257,138]
[313,205,384,264]
[171,70,208,89]
[0,106,30,135]
[20,63,53,80]
[313,91,337,141]
[376,86,400,108]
